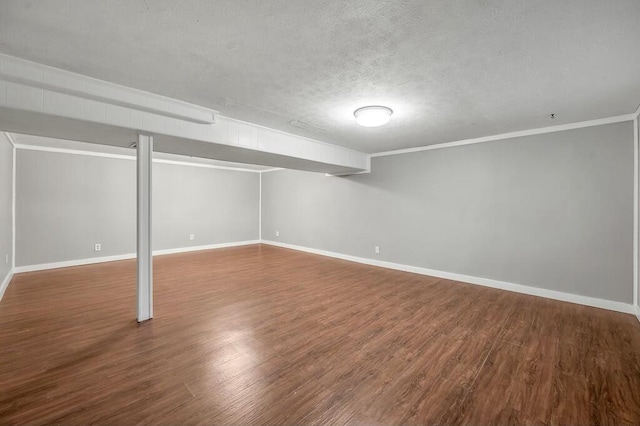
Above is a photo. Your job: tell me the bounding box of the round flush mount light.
[354,106,393,127]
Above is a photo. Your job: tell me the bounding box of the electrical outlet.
[276,231,280,237]
[94,243,101,252]
[375,246,380,254]
[5,254,8,264]
[189,233,195,241]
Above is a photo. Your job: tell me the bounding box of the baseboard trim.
[15,253,137,273]
[635,305,640,324]
[152,240,260,256]
[14,240,260,273]
[261,240,636,315]
[0,268,14,301]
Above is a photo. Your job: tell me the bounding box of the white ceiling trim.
[217,114,366,157]
[0,54,216,124]
[371,113,636,158]
[0,54,369,175]
[13,143,264,173]
[3,131,15,147]
[154,157,262,173]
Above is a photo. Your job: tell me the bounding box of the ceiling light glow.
[354,106,393,127]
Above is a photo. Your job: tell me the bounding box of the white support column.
[634,116,639,313]
[137,134,153,322]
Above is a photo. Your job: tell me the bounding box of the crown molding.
[4,132,16,147]
[13,142,265,173]
[260,168,285,173]
[371,113,635,158]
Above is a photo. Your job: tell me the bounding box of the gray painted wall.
[262,122,634,303]
[0,133,13,282]
[637,118,640,311]
[16,150,259,266]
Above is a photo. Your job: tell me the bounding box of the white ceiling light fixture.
[354,106,393,127]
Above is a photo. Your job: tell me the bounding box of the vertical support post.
[259,172,262,240]
[634,116,639,312]
[137,134,153,322]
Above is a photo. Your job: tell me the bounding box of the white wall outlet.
[189,233,195,241]
[94,243,101,252]
[5,254,8,264]
[375,246,380,254]
[276,231,280,237]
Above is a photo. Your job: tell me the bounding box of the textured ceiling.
[1,0,639,153]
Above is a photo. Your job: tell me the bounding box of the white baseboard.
[0,268,14,301]
[152,240,260,256]
[13,240,260,273]
[10,239,638,318]
[15,253,137,273]
[261,240,636,315]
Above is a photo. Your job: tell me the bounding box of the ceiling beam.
[0,54,370,175]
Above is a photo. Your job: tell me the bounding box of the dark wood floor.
[1,244,639,425]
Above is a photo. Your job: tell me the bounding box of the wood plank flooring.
[1,244,639,425]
